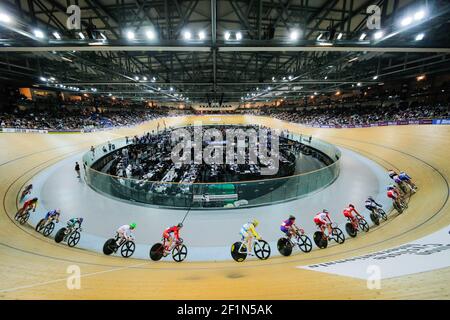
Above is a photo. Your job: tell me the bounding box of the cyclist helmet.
[32,197,38,202]
[79,217,84,223]
[177,223,183,228]
[289,215,296,220]
[322,209,329,214]
[388,170,397,178]
[349,204,355,208]
[387,185,395,190]
[252,219,259,227]
[55,208,61,214]
[129,222,136,229]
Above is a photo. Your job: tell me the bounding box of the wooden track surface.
[0,115,449,299]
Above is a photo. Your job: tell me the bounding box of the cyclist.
[280,215,303,238]
[387,185,404,209]
[116,223,136,246]
[365,196,383,215]
[163,223,183,252]
[399,171,417,191]
[388,169,397,179]
[67,217,84,230]
[42,209,61,227]
[17,197,38,218]
[20,184,33,202]
[313,209,334,239]
[240,219,261,256]
[342,204,364,230]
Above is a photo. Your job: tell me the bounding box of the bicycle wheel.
[103,238,116,255]
[43,222,55,237]
[378,208,388,221]
[358,218,370,232]
[67,231,81,247]
[277,238,293,256]
[14,209,23,221]
[297,235,313,253]
[370,212,380,225]
[393,202,403,214]
[35,219,45,232]
[345,223,357,238]
[172,244,188,262]
[332,228,345,244]
[149,243,164,261]
[254,240,271,260]
[55,228,66,243]
[19,212,30,225]
[121,241,135,258]
[313,231,328,249]
[231,242,247,262]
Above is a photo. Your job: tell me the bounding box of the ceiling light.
[414,10,426,21]
[236,31,242,40]
[337,33,343,40]
[317,33,323,40]
[318,42,333,46]
[289,30,299,41]
[34,29,45,39]
[357,82,362,87]
[134,76,139,81]
[78,32,85,40]
[52,32,61,40]
[373,31,383,40]
[359,33,367,41]
[224,31,231,40]
[198,31,206,40]
[146,30,156,40]
[142,76,147,81]
[126,31,135,40]
[401,16,413,27]
[183,30,191,40]
[0,12,12,24]
[324,76,328,80]
[373,75,378,80]
[416,74,426,81]
[39,76,47,82]
[415,33,425,41]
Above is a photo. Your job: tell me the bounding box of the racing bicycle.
[313,223,345,249]
[149,237,188,262]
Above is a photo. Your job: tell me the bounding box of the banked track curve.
[0,115,449,299]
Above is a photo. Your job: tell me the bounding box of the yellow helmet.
[252,219,259,227]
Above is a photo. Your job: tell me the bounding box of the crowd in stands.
[0,108,167,131]
[250,102,449,126]
[1,100,449,131]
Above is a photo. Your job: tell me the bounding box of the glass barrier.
[82,128,341,209]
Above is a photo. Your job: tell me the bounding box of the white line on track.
[0,262,148,294]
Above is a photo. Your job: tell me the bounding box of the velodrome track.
[0,115,449,299]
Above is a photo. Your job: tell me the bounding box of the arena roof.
[0,0,449,102]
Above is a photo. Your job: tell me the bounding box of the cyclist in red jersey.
[163,223,183,251]
[16,197,38,219]
[313,209,334,238]
[387,185,404,208]
[342,204,364,230]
